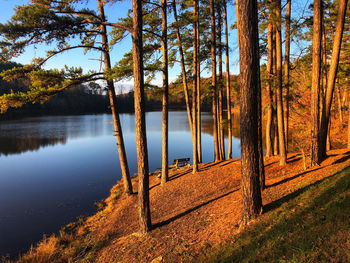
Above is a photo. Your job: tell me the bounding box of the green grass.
[203,167,350,263]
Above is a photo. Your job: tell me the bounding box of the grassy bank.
[205,166,350,262]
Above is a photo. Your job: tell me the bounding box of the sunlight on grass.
[204,167,350,263]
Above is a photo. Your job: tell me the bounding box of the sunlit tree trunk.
[275,0,287,166]
[237,0,263,226]
[192,0,199,173]
[172,0,193,135]
[337,86,343,125]
[218,5,225,160]
[98,0,132,195]
[284,0,291,149]
[320,15,327,125]
[196,0,202,163]
[348,98,350,148]
[311,0,322,166]
[265,1,274,158]
[319,0,348,160]
[132,0,151,233]
[272,25,279,156]
[161,0,169,184]
[224,0,232,159]
[210,0,219,161]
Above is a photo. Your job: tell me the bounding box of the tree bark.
[161,0,169,184]
[348,97,350,149]
[283,0,291,149]
[218,5,225,160]
[210,0,219,162]
[311,0,322,166]
[224,0,232,159]
[337,86,343,125]
[196,0,202,163]
[319,0,348,161]
[172,0,193,136]
[192,0,199,173]
[275,0,287,166]
[272,25,279,156]
[265,1,274,158]
[237,0,263,226]
[132,0,151,233]
[98,0,132,195]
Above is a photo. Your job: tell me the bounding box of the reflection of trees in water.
[0,137,67,156]
[201,113,240,138]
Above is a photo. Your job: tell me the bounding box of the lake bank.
[12,148,350,263]
[0,112,240,259]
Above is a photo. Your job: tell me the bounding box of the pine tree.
[237,0,263,226]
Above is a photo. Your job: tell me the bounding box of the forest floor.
[14,147,350,263]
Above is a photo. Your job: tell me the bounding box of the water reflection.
[0,112,240,156]
[0,112,240,258]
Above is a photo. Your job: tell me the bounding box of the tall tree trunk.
[272,25,279,156]
[132,0,151,233]
[311,0,322,166]
[275,0,287,166]
[283,0,291,150]
[348,97,350,149]
[319,0,348,160]
[192,0,199,173]
[172,0,193,135]
[320,16,327,125]
[161,0,169,184]
[265,1,274,158]
[196,0,202,163]
[98,0,132,195]
[327,116,331,151]
[210,0,219,162]
[237,0,263,226]
[337,86,343,125]
[224,0,232,159]
[218,5,225,160]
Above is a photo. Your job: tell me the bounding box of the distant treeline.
[0,62,217,119]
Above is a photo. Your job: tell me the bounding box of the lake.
[0,111,240,258]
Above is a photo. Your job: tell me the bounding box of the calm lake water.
[0,111,240,258]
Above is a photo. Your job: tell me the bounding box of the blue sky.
[0,0,310,88]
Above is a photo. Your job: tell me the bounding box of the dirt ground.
[74,148,350,263]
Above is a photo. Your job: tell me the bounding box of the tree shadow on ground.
[264,171,337,213]
[218,159,240,168]
[332,153,350,164]
[153,187,240,229]
[207,167,350,263]
[266,167,322,189]
[199,161,225,171]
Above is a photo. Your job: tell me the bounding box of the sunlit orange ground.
[76,148,350,263]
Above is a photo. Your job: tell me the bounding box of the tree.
[237,0,263,225]
[265,0,274,158]
[274,0,287,165]
[218,2,225,161]
[192,0,199,173]
[171,0,193,135]
[196,0,202,164]
[284,0,291,148]
[132,0,152,233]
[311,0,322,166]
[319,0,348,161]
[210,0,219,162]
[224,0,233,159]
[0,0,134,194]
[98,0,133,194]
[161,0,169,184]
